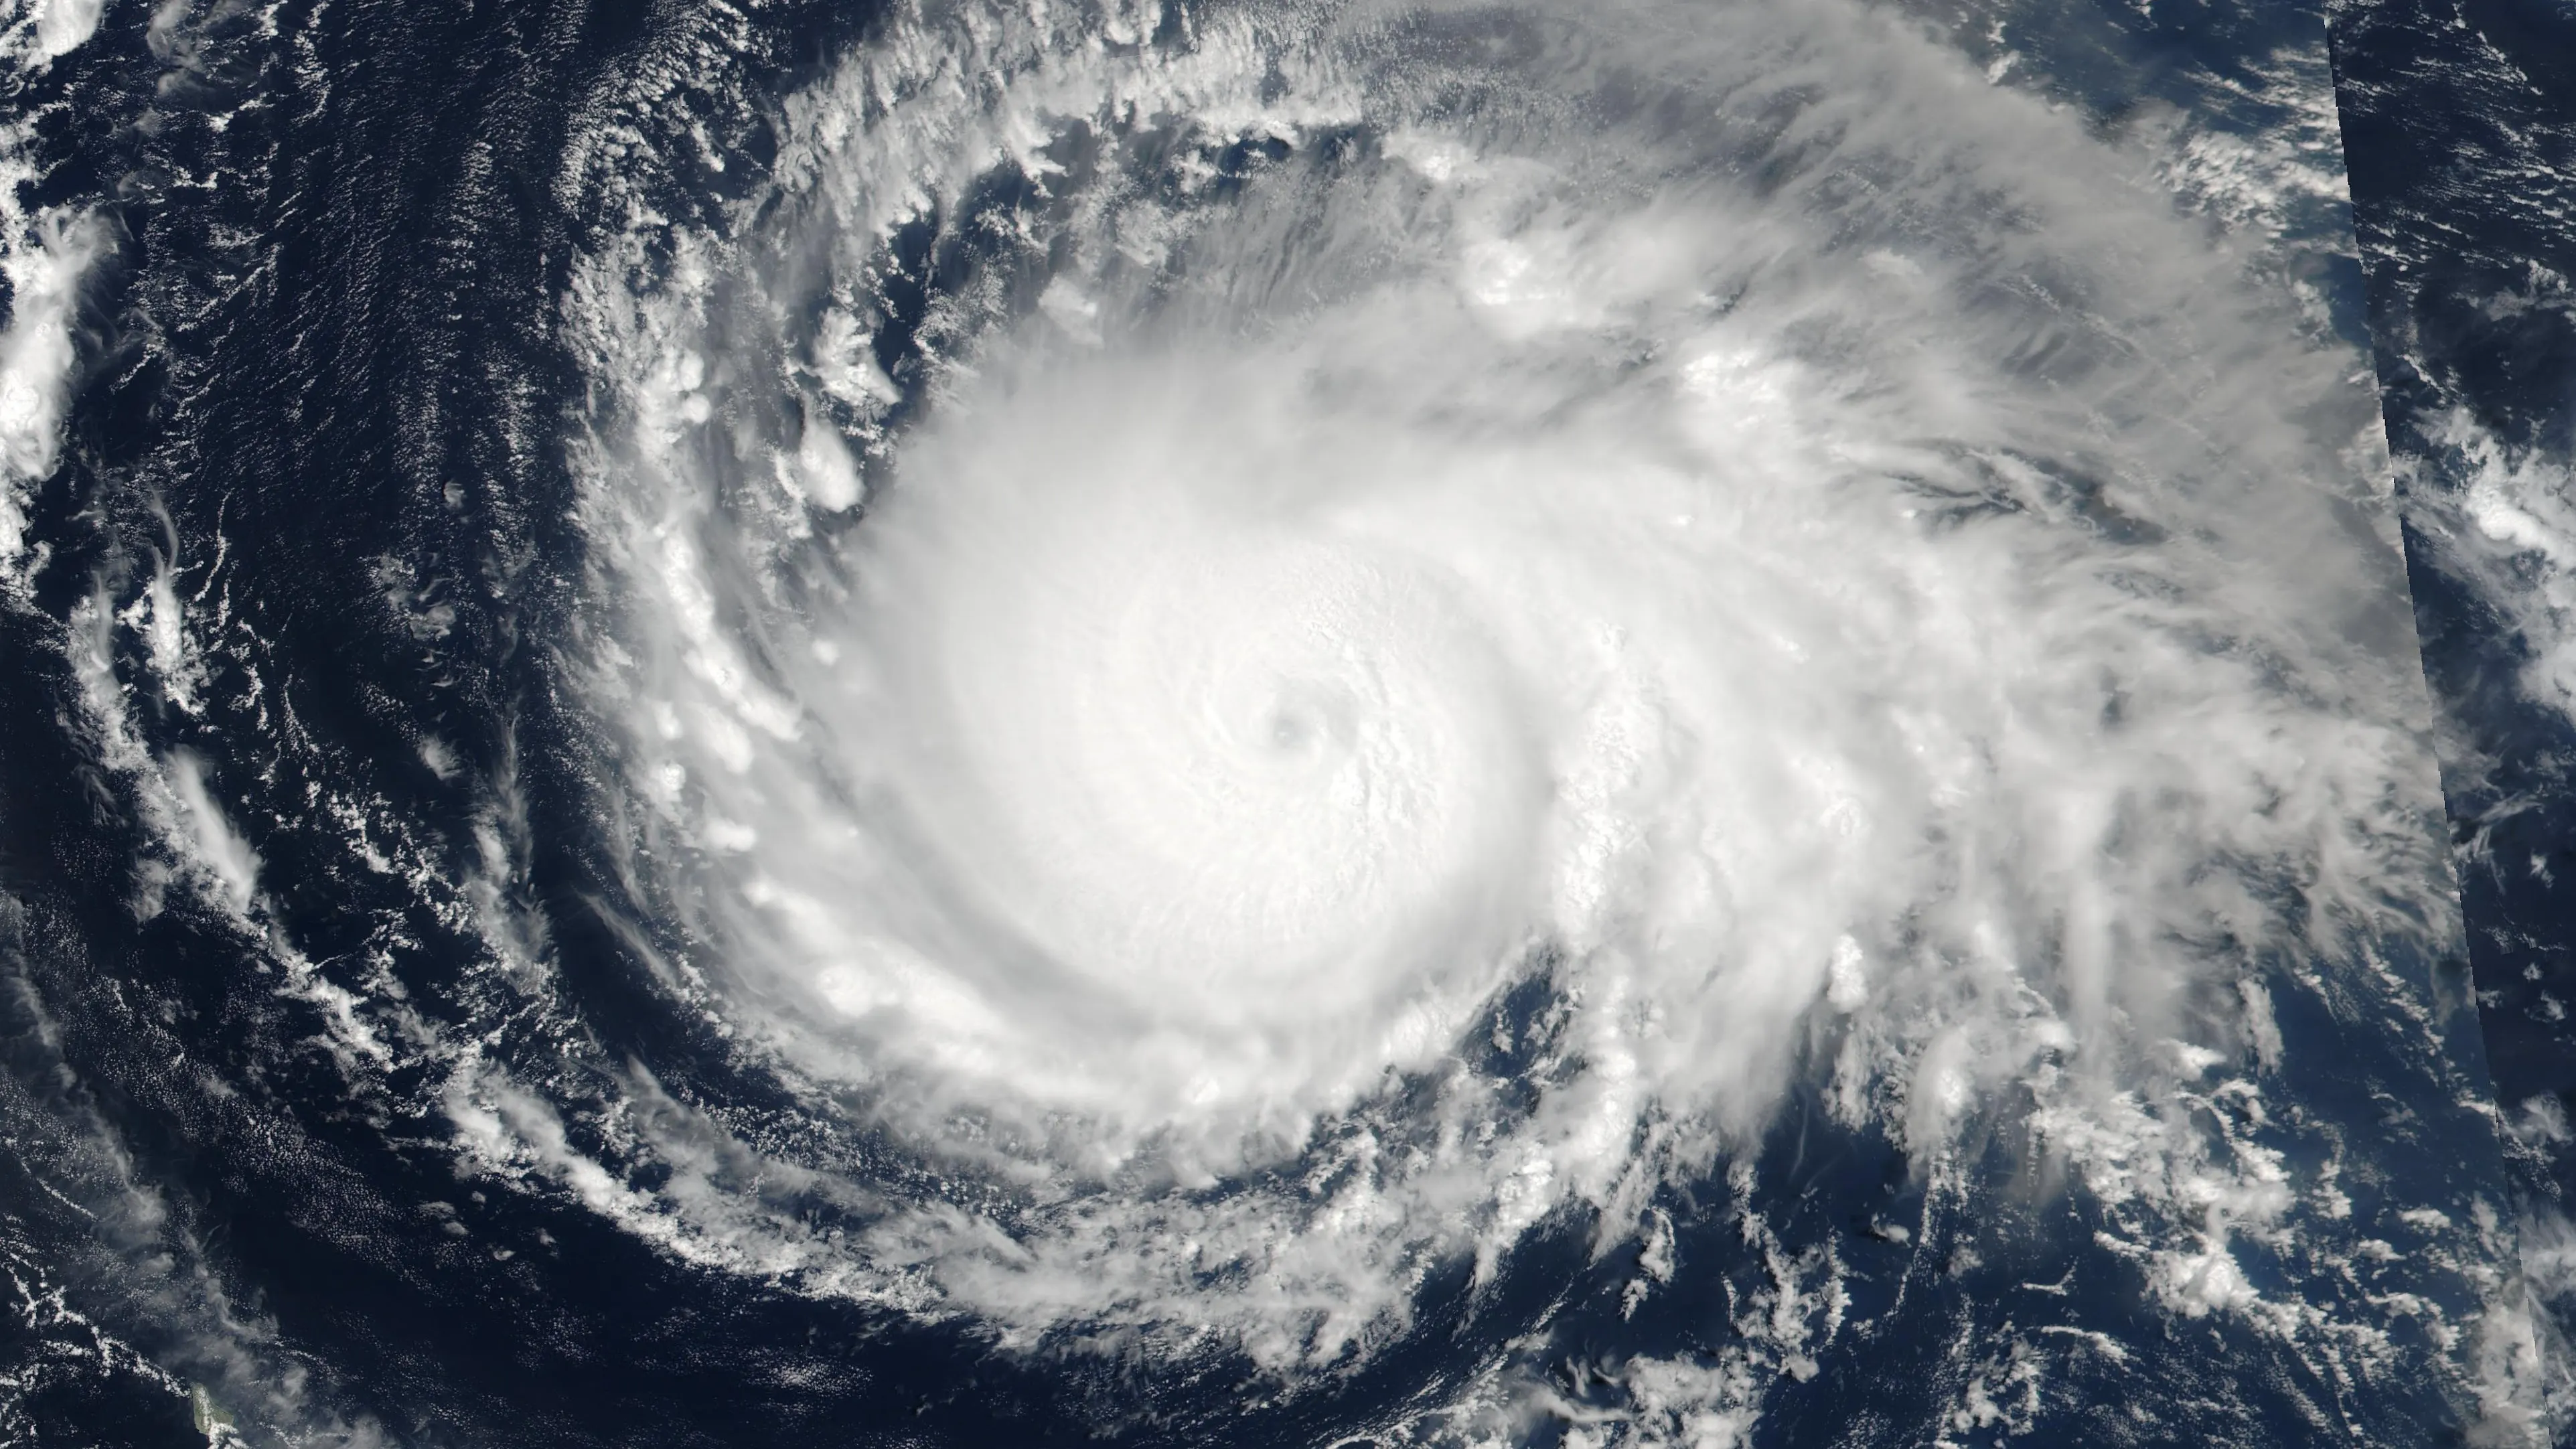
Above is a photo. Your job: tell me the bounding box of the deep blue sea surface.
[0,0,2567,1444]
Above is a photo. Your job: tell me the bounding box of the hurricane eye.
[1267,706,1315,751]
[1258,682,1358,757]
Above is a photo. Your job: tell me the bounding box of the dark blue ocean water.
[2338,0,2576,1134]
[2336,0,2576,1430]
[0,0,2553,1444]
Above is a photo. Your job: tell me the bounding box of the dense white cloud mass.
[443,0,2465,1389]
[0,0,108,587]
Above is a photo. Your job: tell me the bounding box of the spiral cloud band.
[458,0,2468,1388]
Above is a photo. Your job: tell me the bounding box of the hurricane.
[0,0,2543,1444]
[544,0,2467,1397]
